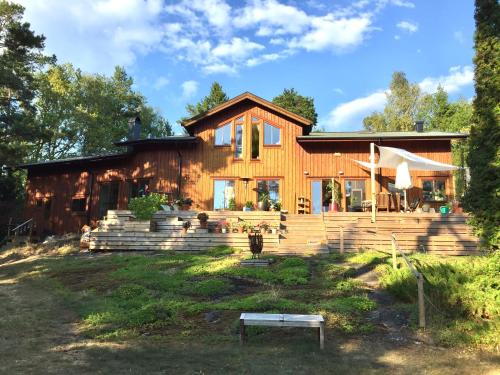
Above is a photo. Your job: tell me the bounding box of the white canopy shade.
[355,145,460,171]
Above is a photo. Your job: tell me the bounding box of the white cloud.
[153,76,170,90]
[321,90,388,130]
[394,35,401,40]
[212,38,264,61]
[397,21,418,33]
[419,66,474,94]
[453,31,466,44]
[16,0,164,73]
[321,65,474,131]
[333,88,344,95]
[181,80,199,98]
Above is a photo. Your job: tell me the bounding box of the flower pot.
[332,202,340,212]
[243,207,252,212]
[238,227,244,233]
[221,228,227,233]
[260,228,267,234]
[257,201,269,211]
[173,204,180,211]
[200,222,208,229]
[271,228,277,234]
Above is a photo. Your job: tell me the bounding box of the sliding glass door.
[213,180,235,210]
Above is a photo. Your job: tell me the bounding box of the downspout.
[177,150,182,198]
[87,170,94,226]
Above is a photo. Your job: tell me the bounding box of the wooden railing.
[391,233,426,329]
[7,218,35,243]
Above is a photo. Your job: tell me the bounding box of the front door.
[311,180,333,214]
[98,181,119,218]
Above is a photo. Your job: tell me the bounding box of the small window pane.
[215,123,231,145]
[251,116,259,122]
[235,124,243,159]
[264,122,280,145]
[235,116,244,123]
[71,198,87,212]
[129,179,150,200]
[257,180,279,203]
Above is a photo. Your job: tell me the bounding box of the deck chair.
[408,197,421,212]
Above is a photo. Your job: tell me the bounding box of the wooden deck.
[89,210,480,255]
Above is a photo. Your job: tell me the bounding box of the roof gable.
[181,92,312,129]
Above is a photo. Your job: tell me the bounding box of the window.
[235,124,243,159]
[213,180,235,210]
[257,179,279,203]
[43,197,52,220]
[251,123,260,159]
[422,179,446,201]
[128,179,150,200]
[215,122,231,146]
[264,122,280,145]
[71,198,87,212]
[345,180,366,209]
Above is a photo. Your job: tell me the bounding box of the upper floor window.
[215,122,231,146]
[264,122,280,145]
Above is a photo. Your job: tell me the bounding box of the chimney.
[414,120,424,133]
[128,116,141,140]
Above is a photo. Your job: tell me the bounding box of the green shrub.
[128,193,168,220]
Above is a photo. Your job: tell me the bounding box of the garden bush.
[128,193,168,220]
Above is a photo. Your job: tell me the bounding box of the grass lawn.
[0,244,498,374]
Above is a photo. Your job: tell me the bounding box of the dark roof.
[18,152,130,169]
[297,131,468,142]
[114,136,198,147]
[181,92,312,128]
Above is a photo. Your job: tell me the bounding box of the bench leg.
[319,323,325,350]
[240,319,245,345]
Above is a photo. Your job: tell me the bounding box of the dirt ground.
[0,254,499,375]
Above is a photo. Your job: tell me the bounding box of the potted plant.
[270,226,278,234]
[258,221,269,234]
[220,220,230,233]
[243,201,254,212]
[182,197,193,210]
[182,220,191,233]
[228,198,237,211]
[214,222,222,233]
[257,192,270,211]
[237,221,247,233]
[271,201,282,212]
[197,212,209,229]
[333,185,342,212]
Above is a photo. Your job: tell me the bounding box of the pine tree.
[185,82,229,118]
[463,0,500,249]
[272,88,318,126]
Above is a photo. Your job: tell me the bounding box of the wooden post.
[7,217,12,239]
[417,273,426,329]
[370,142,376,223]
[391,236,397,270]
[339,226,344,254]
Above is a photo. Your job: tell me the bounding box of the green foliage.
[0,0,52,168]
[272,88,318,126]
[318,296,376,313]
[183,279,232,297]
[228,198,236,211]
[463,0,500,250]
[128,193,168,220]
[184,82,228,119]
[30,63,172,160]
[379,253,500,348]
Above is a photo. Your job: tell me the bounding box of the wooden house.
[20,92,467,235]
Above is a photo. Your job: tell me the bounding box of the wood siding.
[24,101,456,234]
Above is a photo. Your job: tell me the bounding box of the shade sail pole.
[370,142,376,223]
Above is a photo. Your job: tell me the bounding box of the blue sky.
[18,0,475,134]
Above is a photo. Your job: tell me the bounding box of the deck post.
[339,226,344,253]
[417,274,426,329]
[370,142,376,223]
[391,235,397,270]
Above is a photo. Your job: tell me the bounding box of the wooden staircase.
[270,214,329,255]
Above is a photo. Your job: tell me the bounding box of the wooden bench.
[239,313,325,349]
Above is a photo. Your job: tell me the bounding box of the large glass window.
[264,122,280,145]
[251,123,260,159]
[213,180,235,210]
[257,179,279,203]
[71,197,87,212]
[235,124,243,159]
[422,179,446,201]
[345,180,366,210]
[215,123,231,146]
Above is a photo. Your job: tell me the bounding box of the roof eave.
[114,137,198,147]
[297,134,468,142]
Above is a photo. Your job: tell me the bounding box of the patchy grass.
[0,246,377,340]
[378,252,500,349]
